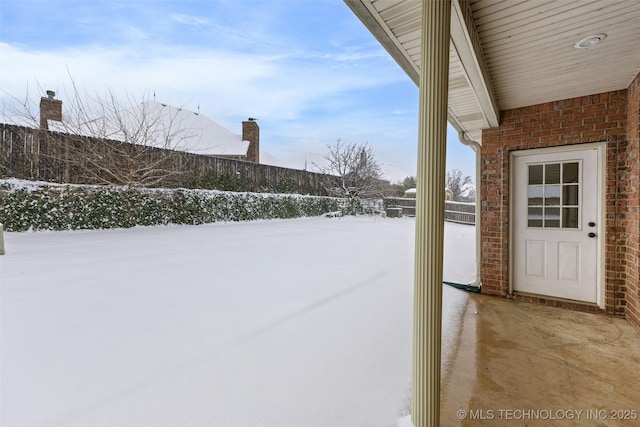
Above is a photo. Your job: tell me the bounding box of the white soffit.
[345,0,499,143]
[469,0,640,110]
[345,0,640,141]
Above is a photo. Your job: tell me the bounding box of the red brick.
[480,83,638,329]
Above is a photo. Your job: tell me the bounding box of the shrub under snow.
[0,179,345,232]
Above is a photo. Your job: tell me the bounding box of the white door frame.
[509,143,606,308]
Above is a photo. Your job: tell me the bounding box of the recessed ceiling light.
[574,33,607,49]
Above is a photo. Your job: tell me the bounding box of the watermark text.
[456,408,638,421]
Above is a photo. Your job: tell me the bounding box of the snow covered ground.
[0,217,475,427]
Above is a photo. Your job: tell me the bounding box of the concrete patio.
[439,291,640,426]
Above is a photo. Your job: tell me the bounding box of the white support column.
[412,1,451,427]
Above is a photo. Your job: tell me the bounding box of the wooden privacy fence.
[0,123,328,194]
[384,197,476,225]
[384,197,416,216]
[444,200,475,225]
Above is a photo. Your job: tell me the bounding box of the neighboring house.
[40,95,260,163]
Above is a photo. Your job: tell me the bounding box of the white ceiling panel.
[470,0,640,109]
[345,0,640,142]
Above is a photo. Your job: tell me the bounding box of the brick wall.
[481,89,629,315]
[625,73,640,329]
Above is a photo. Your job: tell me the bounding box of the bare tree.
[2,77,199,187]
[315,140,383,203]
[446,169,475,202]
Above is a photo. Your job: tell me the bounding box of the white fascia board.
[344,0,497,139]
[343,0,420,85]
[450,0,500,128]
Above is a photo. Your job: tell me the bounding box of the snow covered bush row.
[0,180,345,232]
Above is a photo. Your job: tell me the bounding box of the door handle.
[588,232,596,238]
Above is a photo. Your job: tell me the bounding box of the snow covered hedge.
[0,180,345,232]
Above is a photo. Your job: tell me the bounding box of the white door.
[512,146,601,303]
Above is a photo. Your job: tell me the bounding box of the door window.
[527,161,580,229]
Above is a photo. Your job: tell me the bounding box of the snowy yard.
[1,216,475,427]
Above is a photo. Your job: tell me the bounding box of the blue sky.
[0,0,475,181]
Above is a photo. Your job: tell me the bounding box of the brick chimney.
[242,118,260,163]
[39,90,62,129]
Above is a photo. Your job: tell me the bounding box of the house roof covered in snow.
[49,101,250,157]
[114,101,250,156]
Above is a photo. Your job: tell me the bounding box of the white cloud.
[0,40,403,126]
[171,13,210,27]
[117,25,149,41]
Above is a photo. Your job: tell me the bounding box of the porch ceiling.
[344,0,640,143]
